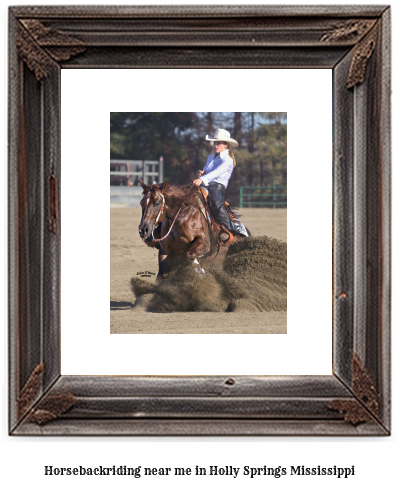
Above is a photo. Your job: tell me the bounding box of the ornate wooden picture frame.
[9,5,391,435]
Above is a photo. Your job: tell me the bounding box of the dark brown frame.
[9,5,391,436]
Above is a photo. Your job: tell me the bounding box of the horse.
[138,179,250,279]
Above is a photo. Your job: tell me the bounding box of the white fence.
[110,158,164,206]
[110,158,163,186]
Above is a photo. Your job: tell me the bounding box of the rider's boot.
[209,184,233,244]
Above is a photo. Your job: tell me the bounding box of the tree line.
[110,112,287,206]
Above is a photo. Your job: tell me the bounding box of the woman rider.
[192,128,238,242]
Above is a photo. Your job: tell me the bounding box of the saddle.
[196,186,238,246]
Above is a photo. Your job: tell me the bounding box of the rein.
[150,184,195,243]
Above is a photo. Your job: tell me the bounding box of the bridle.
[145,184,195,243]
[151,190,165,239]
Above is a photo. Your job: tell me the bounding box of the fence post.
[159,156,164,183]
[142,160,146,184]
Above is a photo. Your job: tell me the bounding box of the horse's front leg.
[157,247,175,279]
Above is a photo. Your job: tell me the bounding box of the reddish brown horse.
[138,180,249,278]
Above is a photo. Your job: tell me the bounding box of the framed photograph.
[9,5,390,435]
[109,110,288,336]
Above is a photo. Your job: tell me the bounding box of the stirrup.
[219,229,234,247]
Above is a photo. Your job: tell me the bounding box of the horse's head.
[138,180,168,240]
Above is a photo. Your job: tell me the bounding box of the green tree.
[110,112,287,206]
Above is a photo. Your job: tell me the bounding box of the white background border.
[1,2,397,491]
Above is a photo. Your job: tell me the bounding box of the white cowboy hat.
[205,128,238,148]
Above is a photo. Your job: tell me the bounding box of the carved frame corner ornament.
[319,18,378,88]
[320,19,376,43]
[346,26,379,88]
[9,5,391,436]
[27,392,77,425]
[17,19,85,81]
[327,354,381,425]
[17,363,45,419]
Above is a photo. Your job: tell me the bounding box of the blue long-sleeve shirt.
[200,149,234,188]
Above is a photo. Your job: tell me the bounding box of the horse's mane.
[143,182,200,208]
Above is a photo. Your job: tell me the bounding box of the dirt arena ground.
[111,207,287,334]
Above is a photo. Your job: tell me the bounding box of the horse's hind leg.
[186,236,210,275]
[186,236,209,260]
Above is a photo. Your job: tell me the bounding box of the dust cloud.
[131,236,287,313]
